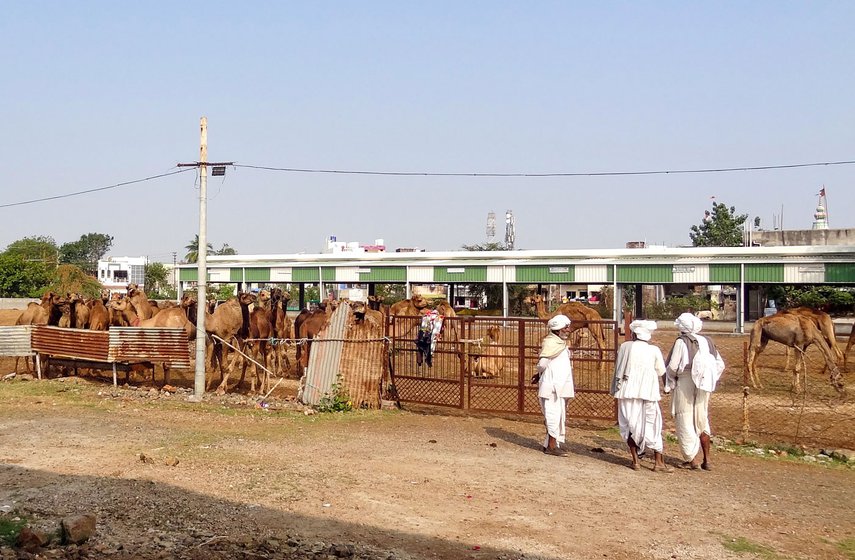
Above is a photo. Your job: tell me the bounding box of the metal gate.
[387,315,619,420]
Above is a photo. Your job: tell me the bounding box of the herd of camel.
[12,287,854,395]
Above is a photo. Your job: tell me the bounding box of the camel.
[127,283,155,321]
[241,297,274,393]
[14,292,63,373]
[389,295,430,339]
[349,300,385,335]
[471,326,505,378]
[843,323,855,370]
[87,298,110,331]
[268,288,294,376]
[367,295,391,317]
[781,307,844,373]
[294,302,334,371]
[747,312,844,394]
[523,294,607,358]
[203,292,256,394]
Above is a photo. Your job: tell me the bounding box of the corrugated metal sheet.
[322,267,336,282]
[825,263,855,283]
[408,266,433,282]
[179,268,198,282]
[292,268,320,282]
[709,264,740,283]
[0,325,33,357]
[486,266,506,283]
[301,304,349,405]
[229,268,244,282]
[671,264,710,284]
[514,265,575,283]
[784,263,825,284]
[244,267,270,282]
[575,265,609,283]
[208,268,230,282]
[108,327,191,368]
[745,263,784,283]
[433,266,487,282]
[616,265,673,283]
[270,267,293,282]
[335,267,361,282]
[32,326,110,361]
[358,266,407,282]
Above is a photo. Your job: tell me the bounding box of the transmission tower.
[486,211,496,243]
[504,210,515,250]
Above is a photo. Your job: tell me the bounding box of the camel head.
[108,298,130,312]
[367,295,382,310]
[238,292,257,306]
[522,294,543,306]
[180,293,197,309]
[485,326,500,342]
[350,300,367,320]
[257,289,271,306]
[411,294,428,310]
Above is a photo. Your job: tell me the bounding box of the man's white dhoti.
[540,393,567,448]
[671,372,711,461]
[618,398,663,454]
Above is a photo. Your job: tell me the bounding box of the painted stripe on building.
[784,264,825,284]
[574,265,609,283]
[671,263,710,284]
[408,266,433,283]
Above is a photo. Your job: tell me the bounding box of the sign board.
[797,265,824,274]
[356,268,372,274]
[672,265,696,274]
[447,268,465,273]
[548,267,569,274]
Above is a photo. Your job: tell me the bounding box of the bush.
[316,376,353,413]
[644,294,710,320]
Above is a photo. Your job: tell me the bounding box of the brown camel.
[241,297,274,394]
[523,294,607,357]
[845,323,855,370]
[472,325,505,378]
[367,295,391,316]
[127,283,155,321]
[14,292,63,373]
[349,300,385,335]
[267,288,294,376]
[203,292,256,394]
[294,302,334,371]
[389,295,430,339]
[87,298,110,331]
[781,307,844,372]
[747,312,844,394]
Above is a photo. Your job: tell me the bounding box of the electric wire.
[234,159,855,177]
[0,168,195,209]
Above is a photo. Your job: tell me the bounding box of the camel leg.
[747,338,768,389]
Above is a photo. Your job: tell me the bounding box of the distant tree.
[44,264,103,299]
[215,243,237,256]
[144,262,176,299]
[3,236,59,270]
[689,202,748,247]
[459,241,527,310]
[184,235,214,263]
[0,253,50,297]
[461,242,507,252]
[59,233,113,275]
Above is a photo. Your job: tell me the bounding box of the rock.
[161,385,177,393]
[139,453,155,464]
[304,408,316,416]
[18,373,34,382]
[2,372,16,381]
[164,457,180,467]
[61,513,96,544]
[830,449,855,462]
[803,455,818,462]
[17,526,51,552]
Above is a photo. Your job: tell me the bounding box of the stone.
[164,457,180,467]
[18,373,34,382]
[17,526,51,552]
[830,449,855,462]
[61,513,96,544]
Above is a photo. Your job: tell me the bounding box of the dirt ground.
[1,309,854,559]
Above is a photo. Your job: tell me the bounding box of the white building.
[97,256,146,294]
[323,236,386,254]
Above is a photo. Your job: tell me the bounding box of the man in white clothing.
[665,313,725,470]
[611,320,672,472]
[532,314,575,456]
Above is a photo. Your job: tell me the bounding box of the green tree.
[144,262,176,299]
[0,253,50,297]
[689,202,748,247]
[44,264,103,299]
[59,233,113,275]
[184,235,214,263]
[4,236,59,270]
[215,243,237,256]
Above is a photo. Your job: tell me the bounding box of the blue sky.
[1,2,853,261]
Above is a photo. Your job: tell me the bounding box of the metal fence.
[386,315,620,420]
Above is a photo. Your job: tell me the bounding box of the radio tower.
[486,211,496,243]
[504,210,515,250]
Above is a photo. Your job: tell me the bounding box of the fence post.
[741,339,749,444]
[518,318,526,413]
[461,317,469,410]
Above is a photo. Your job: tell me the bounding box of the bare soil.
[1,309,853,559]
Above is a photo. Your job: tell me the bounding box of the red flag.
[819,187,826,197]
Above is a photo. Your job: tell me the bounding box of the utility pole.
[172,252,177,292]
[178,117,233,401]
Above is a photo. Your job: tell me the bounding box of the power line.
[0,168,195,209]
[233,159,855,178]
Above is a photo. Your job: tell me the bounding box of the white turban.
[675,312,702,334]
[629,319,658,341]
[547,315,571,331]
